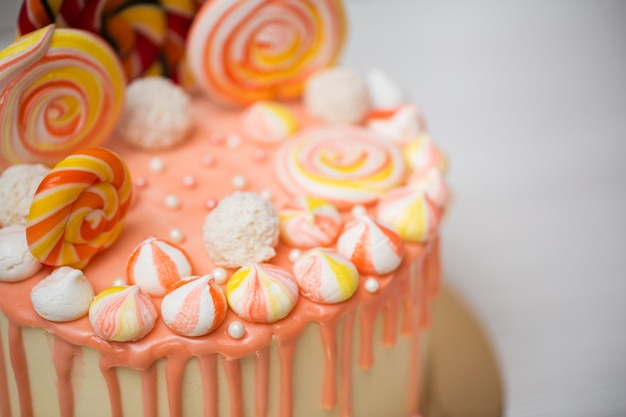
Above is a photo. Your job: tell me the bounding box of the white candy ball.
[304,67,370,124]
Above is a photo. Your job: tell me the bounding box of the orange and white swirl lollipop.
[0,25,125,168]
[26,147,133,268]
[187,0,346,106]
[275,125,405,208]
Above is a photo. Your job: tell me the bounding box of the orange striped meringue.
[337,214,404,276]
[161,275,228,337]
[279,196,343,249]
[126,237,194,297]
[89,285,157,342]
[293,248,358,304]
[226,263,299,323]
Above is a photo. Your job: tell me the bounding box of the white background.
[1,1,625,417]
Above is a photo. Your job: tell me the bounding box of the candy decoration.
[376,186,441,244]
[403,134,447,174]
[278,196,342,248]
[187,0,347,106]
[366,104,426,144]
[89,285,158,342]
[30,266,94,322]
[26,147,133,268]
[226,263,299,323]
[0,25,125,168]
[292,248,358,304]
[161,275,227,337]
[408,168,451,209]
[17,0,195,82]
[241,101,298,143]
[275,125,405,207]
[337,214,404,276]
[126,237,193,297]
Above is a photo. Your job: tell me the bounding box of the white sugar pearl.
[228,321,245,339]
[289,249,302,262]
[112,277,127,287]
[364,278,379,293]
[212,267,228,284]
[164,195,180,209]
[227,135,241,148]
[182,175,196,188]
[232,175,247,189]
[149,157,164,172]
[260,189,272,200]
[351,204,367,217]
[169,228,184,243]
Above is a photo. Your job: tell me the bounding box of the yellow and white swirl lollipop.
[0,25,125,168]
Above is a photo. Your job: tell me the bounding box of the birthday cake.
[0,1,449,417]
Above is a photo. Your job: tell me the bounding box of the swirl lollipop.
[17,0,195,81]
[26,147,133,268]
[0,25,125,168]
[275,125,405,207]
[187,0,347,105]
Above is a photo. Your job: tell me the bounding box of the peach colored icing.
[0,99,443,417]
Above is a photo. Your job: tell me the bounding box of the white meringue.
[0,225,42,282]
[30,267,94,322]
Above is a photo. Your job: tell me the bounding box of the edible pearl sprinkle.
[232,175,247,189]
[226,135,241,148]
[252,148,267,162]
[164,195,180,209]
[364,278,379,293]
[228,321,245,339]
[112,277,127,287]
[202,154,215,167]
[169,228,184,243]
[182,175,196,188]
[210,131,224,144]
[149,157,164,172]
[260,189,272,200]
[289,249,302,262]
[351,205,367,217]
[205,198,217,210]
[212,267,228,284]
[134,177,148,188]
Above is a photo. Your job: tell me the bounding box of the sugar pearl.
[135,177,148,189]
[169,228,184,243]
[364,278,380,293]
[164,195,180,209]
[252,148,267,162]
[260,189,272,200]
[202,154,215,167]
[228,321,245,339]
[112,277,127,287]
[289,249,302,262]
[232,175,247,189]
[182,175,196,188]
[149,157,164,172]
[210,131,225,144]
[205,198,218,210]
[226,135,241,148]
[351,204,367,217]
[212,267,228,284]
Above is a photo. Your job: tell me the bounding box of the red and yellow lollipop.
[26,147,133,268]
[187,0,347,106]
[0,25,125,168]
[17,0,195,81]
